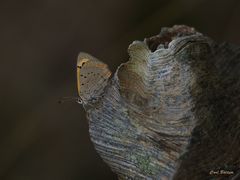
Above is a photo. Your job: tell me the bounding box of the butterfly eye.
[76,98,83,104]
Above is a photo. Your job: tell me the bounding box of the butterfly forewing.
[77,52,111,104]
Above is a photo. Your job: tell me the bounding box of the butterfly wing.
[77,52,111,104]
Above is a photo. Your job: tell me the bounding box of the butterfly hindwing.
[77,52,111,104]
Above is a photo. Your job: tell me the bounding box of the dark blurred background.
[0,0,240,179]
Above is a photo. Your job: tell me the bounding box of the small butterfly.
[77,52,111,104]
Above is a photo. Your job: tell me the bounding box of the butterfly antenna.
[58,97,83,104]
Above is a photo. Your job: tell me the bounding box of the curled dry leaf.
[78,25,240,179]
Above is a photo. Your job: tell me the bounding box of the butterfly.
[76,52,111,105]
